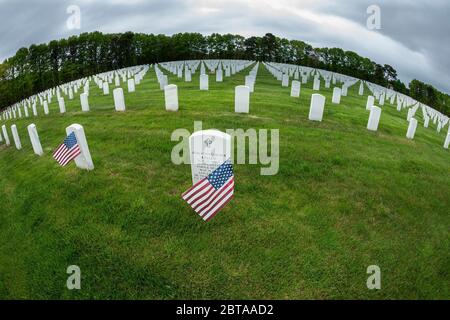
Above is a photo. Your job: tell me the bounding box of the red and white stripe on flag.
[52,132,82,167]
[182,160,234,221]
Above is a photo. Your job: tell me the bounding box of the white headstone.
[366,96,375,110]
[235,86,250,114]
[200,74,209,91]
[282,74,289,87]
[159,75,168,90]
[367,106,382,131]
[66,124,94,170]
[103,82,110,95]
[313,78,320,91]
[11,124,22,150]
[185,70,192,82]
[379,94,385,106]
[245,75,255,93]
[444,133,450,149]
[290,81,301,98]
[407,108,414,122]
[406,118,418,140]
[189,130,231,185]
[80,93,89,112]
[113,88,126,112]
[424,116,430,128]
[27,124,43,156]
[43,101,49,115]
[32,103,38,116]
[332,87,342,104]
[58,97,66,114]
[1,125,10,146]
[309,94,326,122]
[134,74,141,85]
[216,69,223,82]
[164,84,179,111]
[127,79,136,93]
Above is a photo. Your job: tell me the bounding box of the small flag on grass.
[53,132,81,167]
[182,159,234,222]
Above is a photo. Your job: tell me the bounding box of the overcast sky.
[0,0,449,92]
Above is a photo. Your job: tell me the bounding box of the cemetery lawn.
[0,64,449,300]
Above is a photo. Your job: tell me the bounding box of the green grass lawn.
[0,63,448,299]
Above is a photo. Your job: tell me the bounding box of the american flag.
[53,132,81,166]
[182,159,234,222]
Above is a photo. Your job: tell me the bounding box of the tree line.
[0,32,449,115]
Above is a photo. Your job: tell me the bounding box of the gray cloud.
[0,0,449,92]
[313,0,450,92]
